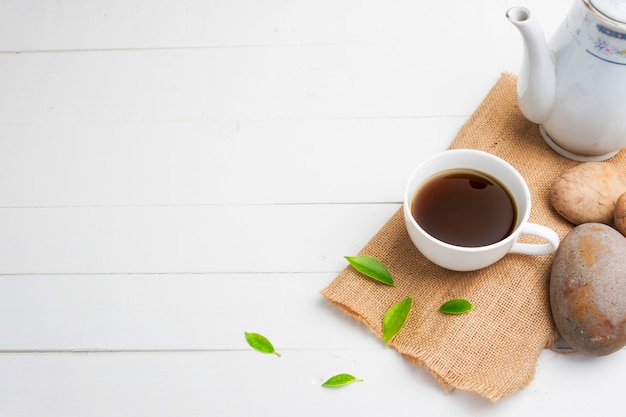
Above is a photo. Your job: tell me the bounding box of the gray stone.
[550,223,626,356]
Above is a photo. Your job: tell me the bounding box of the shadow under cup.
[403,149,557,271]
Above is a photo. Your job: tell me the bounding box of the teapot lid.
[589,0,626,23]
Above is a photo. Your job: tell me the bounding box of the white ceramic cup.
[403,149,559,271]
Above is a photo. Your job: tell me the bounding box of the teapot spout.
[507,7,555,124]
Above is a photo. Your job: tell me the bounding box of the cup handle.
[509,223,560,255]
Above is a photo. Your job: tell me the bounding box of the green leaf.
[321,373,363,387]
[344,255,395,286]
[382,296,413,344]
[244,332,281,357]
[439,299,474,315]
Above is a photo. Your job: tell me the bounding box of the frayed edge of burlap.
[322,294,561,403]
[401,347,530,403]
[397,321,560,402]
[321,296,506,402]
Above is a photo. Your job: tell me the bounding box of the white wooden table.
[0,0,623,415]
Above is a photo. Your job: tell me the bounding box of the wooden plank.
[0,273,382,351]
[0,348,622,417]
[0,0,549,51]
[0,204,399,274]
[0,45,512,125]
[0,118,459,206]
[0,349,465,416]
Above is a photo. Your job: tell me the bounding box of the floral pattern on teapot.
[568,6,626,64]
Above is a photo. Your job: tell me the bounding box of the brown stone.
[550,162,626,225]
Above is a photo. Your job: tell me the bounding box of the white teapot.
[508,0,626,161]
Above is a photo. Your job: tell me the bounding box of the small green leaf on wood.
[344,255,395,286]
[382,296,413,344]
[244,332,281,357]
[439,299,474,315]
[321,373,363,387]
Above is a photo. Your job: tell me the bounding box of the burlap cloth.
[321,72,626,402]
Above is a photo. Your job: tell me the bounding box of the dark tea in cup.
[404,149,558,271]
[411,169,517,247]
